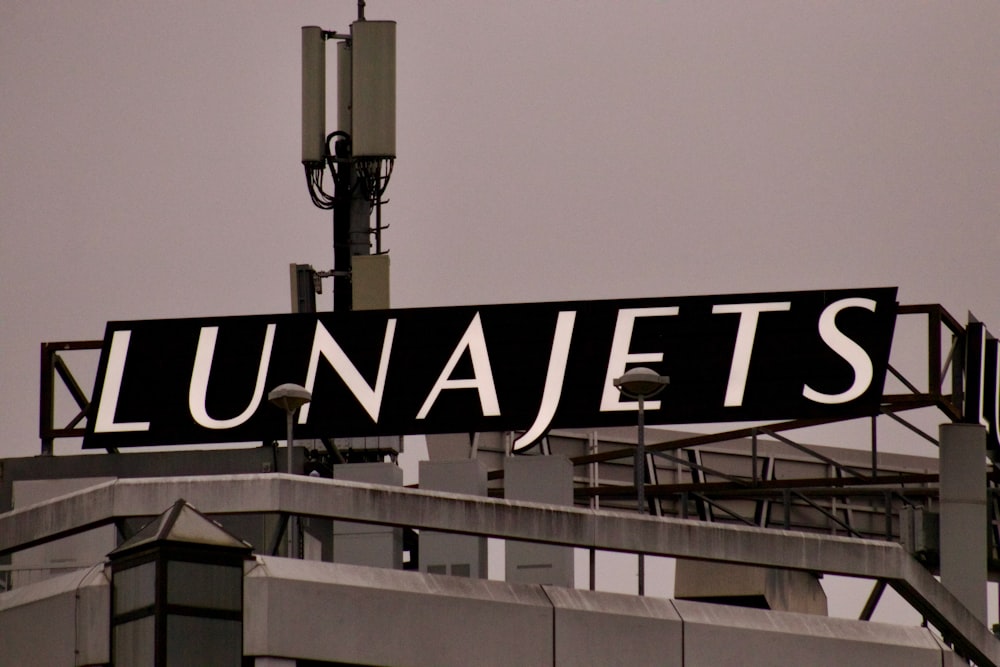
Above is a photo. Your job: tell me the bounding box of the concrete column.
[939,423,987,623]
[674,560,827,615]
[504,455,574,587]
[332,462,404,569]
[419,459,489,577]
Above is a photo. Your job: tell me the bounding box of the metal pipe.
[286,411,297,559]
[636,395,646,515]
[636,395,646,595]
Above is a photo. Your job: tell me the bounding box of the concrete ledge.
[245,557,552,666]
[1,474,997,666]
[0,564,109,666]
[545,586,683,665]
[673,599,944,667]
[0,553,965,667]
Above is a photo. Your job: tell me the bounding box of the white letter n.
[299,319,397,424]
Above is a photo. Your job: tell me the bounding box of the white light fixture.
[268,383,311,559]
[268,383,312,415]
[614,366,668,596]
[613,367,670,402]
[613,367,668,514]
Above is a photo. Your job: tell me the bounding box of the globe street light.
[614,366,668,596]
[269,383,312,558]
[613,367,669,514]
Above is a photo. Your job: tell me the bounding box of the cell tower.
[300,3,395,312]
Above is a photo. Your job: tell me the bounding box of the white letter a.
[417,313,500,419]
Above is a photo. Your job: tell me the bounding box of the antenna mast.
[300,9,395,312]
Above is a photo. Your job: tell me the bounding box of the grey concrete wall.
[674,599,945,667]
[546,586,683,666]
[244,557,554,666]
[0,554,959,667]
[505,455,574,586]
[243,557,952,667]
[0,447,290,578]
[332,462,403,568]
[0,565,109,667]
[939,423,988,623]
[674,559,828,615]
[11,477,115,588]
[419,459,488,578]
[1,474,992,666]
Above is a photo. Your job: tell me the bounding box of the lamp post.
[614,367,668,596]
[614,367,669,513]
[268,383,312,558]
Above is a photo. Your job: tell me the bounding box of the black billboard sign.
[964,320,1000,453]
[83,287,898,450]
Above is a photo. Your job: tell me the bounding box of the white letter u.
[188,324,276,429]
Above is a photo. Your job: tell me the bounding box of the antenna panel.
[351,20,396,159]
[337,41,352,135]
[301,26,327,165]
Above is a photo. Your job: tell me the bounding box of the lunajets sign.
[83,287,898,450]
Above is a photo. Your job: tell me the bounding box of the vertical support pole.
[929,307,942,398]
[333,139,353,312]
[334,35,355,313]
[871,415,878,479]
[884,491,893,541]
[39,343,54,456]
[940,422,987,623]
[636,396,646,596]
[636,395,646,515]
[588,430,598,592]
[285,411,298,559]
[637,553,645,597]
[954,327,966,416]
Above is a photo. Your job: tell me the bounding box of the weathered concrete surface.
[673,599,943,667]
[244,557,553,666]
[1,474,998,666]
[0,564,109,667]
[5,552,949,667]
[545,585,683,665]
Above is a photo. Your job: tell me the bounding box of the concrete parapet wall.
[0,555,962,666]
[245,557,553,666]
[243,556,953,667]
[1,475,994,666]
[674,599,944,667]
[0,565,109,667]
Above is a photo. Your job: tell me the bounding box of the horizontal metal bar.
[39,427,86,439]
[897,304,964,335]
[758,427,869,480]
[648,448,748,486]
[579,473,939,500]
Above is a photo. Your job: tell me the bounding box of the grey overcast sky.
[2,1,999,463]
